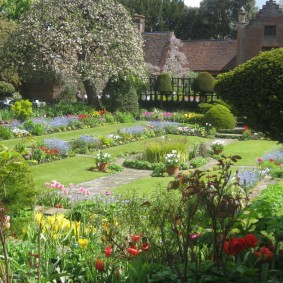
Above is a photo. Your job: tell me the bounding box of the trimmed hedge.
[192,72,214,94]
[215,48,283,142]
[156,72,172,93]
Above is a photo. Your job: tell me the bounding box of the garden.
[0,101,283,282]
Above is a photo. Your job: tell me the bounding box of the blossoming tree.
[2,0,146,108]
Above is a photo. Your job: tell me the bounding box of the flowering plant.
[165,150,180,167]
[95,151,112,165]
[211,140,224,152]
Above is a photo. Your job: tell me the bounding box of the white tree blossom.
[3,0,146,107]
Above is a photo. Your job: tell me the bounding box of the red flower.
[104,245,112,257]
[243,234,258,248]
[95,259,105,272]
[55,203,62,208]
[141,242,150,251]
[131,233,142,243]
[269,158,274,162]
[254,246,273,261]
[224,238,246,255]
[244,125,249,130]
[258,158,263,163]
[128,247,142,256]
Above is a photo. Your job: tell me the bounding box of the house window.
[264,25,276,36]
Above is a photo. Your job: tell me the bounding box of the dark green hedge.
[215,48,283,142]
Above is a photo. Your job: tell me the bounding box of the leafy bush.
[0,125,13,139]
[270,166,283,178]
[114,111,135,123]
[156,72,172,93]
[198,103,214,113]
[0,145,36,214]
[0,81,15,96]
[123,159,164,170]
[215,48,283,142]
[204,104,236,130]
[189,157,207,168]
[192,72,214,95]
[11,99,33,121]
[23,119,45,136]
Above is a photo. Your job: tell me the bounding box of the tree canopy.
[215,48,283,143]
[0,0,34,21]
[2,0,146,108]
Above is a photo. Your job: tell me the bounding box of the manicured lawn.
[112,176,173,195]
[222,140,280,165]
[31,155,106,190]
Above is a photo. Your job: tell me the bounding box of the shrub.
[204,104,236,130]
[215,48,283,142]
[270,166,283,178]
[198,103,214,113]
[11,99,33,121]
[0,126,13,140]
[23,119,45,136]
[114,111,135,123]
[0,145,36,214]
[156,72,172,93]
[0,81,15,96]
[192,72,214,95]
[189,157,207,168]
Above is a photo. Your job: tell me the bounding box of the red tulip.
[95,259,105,272]
[131,233,142,242]
[141,242,150,251]
[104,245,112,257]
[128,247,142,256]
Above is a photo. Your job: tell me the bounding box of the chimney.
[236,7,247,65]
[134,14,145,33]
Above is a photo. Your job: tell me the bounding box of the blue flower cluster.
[120,125,147,135]
[262,149,283,162]
[43,138,70,156]
[33,116,80,130]
[79,135,99,146]
[149,121,181,131]
[237,169,262,188]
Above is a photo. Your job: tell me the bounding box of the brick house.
[140,0,283,76]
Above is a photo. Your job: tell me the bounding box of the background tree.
[215,48,283,143]
[2,0,146,108]
[118,0,185,36]
[180,0,256,39]
[0,0,34,21]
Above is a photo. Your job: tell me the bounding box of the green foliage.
[189,157,207,168]
[215,48,283,142]
[204,104,236,130]
[123,159,164,170]
[10,99,32,121]
[23,119,45,136]
[107,163,124,173]
[198,102,214,113]
[0,125,13,140]
[271,166,283,178]
[156,72,172,93]
[103,76,141,114]
[0,81,15,96]
[0,145,36,214]
[0,0,35,21]
[114,111,135,123]
[143,137,189,163]
[192,72,214,94]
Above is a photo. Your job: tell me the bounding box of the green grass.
[0,121,146,148]
[222,140,280,165]
[112,176,172,196]
[31,155,107,190]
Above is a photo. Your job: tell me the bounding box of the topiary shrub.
[0,81,15,96]
[0,145,36,214]
[103,76,140,114]
[156,72,172,93]
[192,72,214,95]
[11,99,33,121]
[204,104,236,130]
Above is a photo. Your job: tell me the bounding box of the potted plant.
[165,150,180,176]
[95,151,112,171]
[211,140,224,154]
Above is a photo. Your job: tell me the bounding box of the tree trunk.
[83,79,101,109]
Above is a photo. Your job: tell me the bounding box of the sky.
[184,0,269,8]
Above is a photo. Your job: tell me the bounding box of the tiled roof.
[179,40,237,73]
[142,32,173,71]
